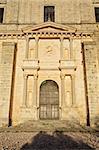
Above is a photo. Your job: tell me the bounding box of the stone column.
[35,36,39,59]
[69,38,73,60]
[25,37,29,58]
[60,74,65,106]
[23,74,28,107]
[60,36,64,60]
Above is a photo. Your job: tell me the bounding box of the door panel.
[39,80,59,119]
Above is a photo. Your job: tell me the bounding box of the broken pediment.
[22,21,76,34]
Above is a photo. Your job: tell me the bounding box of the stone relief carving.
[46,45,53,56]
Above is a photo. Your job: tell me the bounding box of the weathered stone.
[0,0,99,127]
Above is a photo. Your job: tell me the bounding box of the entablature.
[22,59,39,70]
[0,22,94,40]
[59,60,76,70]
[22,59,77,71]
[0,0,7,4]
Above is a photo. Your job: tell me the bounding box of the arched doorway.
[39,80,59,119]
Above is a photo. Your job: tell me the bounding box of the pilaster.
[60,73,65,106]
[25,37,29,58]
[33,74,38,107]
[23,74,28,107]
[60,36,64,59]
[71,74,75,106]
[69,38,73,60]
[35,36,39,59]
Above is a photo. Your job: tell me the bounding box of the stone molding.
[22,59,39,70]
[0,0,7,4]
[0,22,93,40]
[59,60,76,70]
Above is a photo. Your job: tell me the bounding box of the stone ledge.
[59,60,76,70]
[22,59,39,70]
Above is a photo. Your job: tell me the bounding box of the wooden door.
[39,80,59,119]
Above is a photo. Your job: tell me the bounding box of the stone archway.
[39,80,59,120]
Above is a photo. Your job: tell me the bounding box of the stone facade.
[0,0,99,127]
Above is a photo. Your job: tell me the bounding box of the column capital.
[35,36,39,42]
[60,36,64,41]
[26,36,29,41]
[23,74,28,79]
[33,74,38,79]
[60,74,65,79]
[69,36,73,41]
[71,74,75,79]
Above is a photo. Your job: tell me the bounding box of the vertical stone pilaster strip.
[0,42,15,126]
[25,37,29,58]
[83,41,98,126]
[33,75,38,107]
[71,75,75,106]
[35,36,39,59]
[60,74,65,106]
[60,36,64,60]
[69,38,73,60]
[23,74,27,107]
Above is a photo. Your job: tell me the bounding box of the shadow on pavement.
[21,131,94,150]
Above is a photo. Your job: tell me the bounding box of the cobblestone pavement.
[0,131,99,150]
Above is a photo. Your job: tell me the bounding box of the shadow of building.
[21,131,94,150]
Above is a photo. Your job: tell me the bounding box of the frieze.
[0,31,93,40]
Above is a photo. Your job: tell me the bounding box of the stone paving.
[0,131,99,150]
[0,121,99,150]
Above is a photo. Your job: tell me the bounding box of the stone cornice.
[0,31,93,40]
[0,22,94,40]
[22,21,76,33]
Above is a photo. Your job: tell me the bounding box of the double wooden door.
[39,80,59,119]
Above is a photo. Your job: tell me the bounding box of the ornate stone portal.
[19,22,91,125]
[0,0,99,128]
[0,20,98,127]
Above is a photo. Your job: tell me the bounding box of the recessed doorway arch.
[39,80,59,119]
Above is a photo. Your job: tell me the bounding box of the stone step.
[0,120,97,132]
[7,120,95,132]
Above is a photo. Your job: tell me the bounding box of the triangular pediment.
[22,22,76,33]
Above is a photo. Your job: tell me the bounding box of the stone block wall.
[0,0,99,127]
[0,42,15,126]
[0,0,96,24]
[83,41,99,126]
